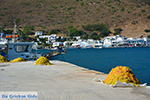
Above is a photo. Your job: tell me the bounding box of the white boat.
[0,41,62,61]
[0,42,67,60]
[0,42,41,60]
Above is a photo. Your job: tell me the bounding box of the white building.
[143,37,150,46]
[127,38,145,46]
[49,34,57,43]
[52,42,63,47]
[35,31,43,36]
[73,36,81,40]
[39,34,57,43]
[71,41,81,47]
[103,36,117,47]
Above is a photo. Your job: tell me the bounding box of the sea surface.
[55,47,150,85]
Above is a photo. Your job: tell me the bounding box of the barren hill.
[0,0,150,37]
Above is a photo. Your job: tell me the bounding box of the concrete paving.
[0,61,150,100]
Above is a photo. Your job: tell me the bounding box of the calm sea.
[55,47,150,85]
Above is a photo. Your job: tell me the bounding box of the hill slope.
[0,0,150,37]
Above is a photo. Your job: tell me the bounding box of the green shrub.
[4,29,13,34]
[107,0,112,3]
[141,10,145,13]
[114,28,123,35]
[50,29,60,34]
[133,13,136,15]
[37,12,41,15]
[14,12,19,14]
[138,14,141,16]
[0,14,5,16]
[136,5,141,8]
[3,8,8,10]
[16,18,21,23]
[121,7,125,11]
[26,10,32,13]
[24,26,34,30]
[23,29,34,35]
[113,10,117,13]
[144,29,150,32]
[147,15,150,19]
[83,24,106,31]
[100,27,110,37]
[90,32,100,40]
[66,26,85,38]
[117,15,121,18]
[80,2,84,6]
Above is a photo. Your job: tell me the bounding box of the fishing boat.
[0,41,63,61]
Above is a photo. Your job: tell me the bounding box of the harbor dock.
[0,61,150,100]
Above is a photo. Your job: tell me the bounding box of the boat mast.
[13,19,18,42]
[68,29,70,47]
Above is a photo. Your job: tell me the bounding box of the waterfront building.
[63,35,150,48]
[71,41,81,48]
[116,37,128,47]
[103,36,117,47]
[73,36,81,40]
[39,34,57,43]
[35,31,43,36]
[143,37,150,46]
[52,42,63,47]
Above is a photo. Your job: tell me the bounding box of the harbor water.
[55,47,150,85]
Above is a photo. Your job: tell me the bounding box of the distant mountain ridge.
[0,0,150,37]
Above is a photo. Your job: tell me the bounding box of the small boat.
[0,41,66,61]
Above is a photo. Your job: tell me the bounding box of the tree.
[66,26,85,38]
[23,26,34,35]
[83,23,111,38]
[83,24,106,31]
[23,29,34,35]
[100,27,110,37]
[50,29,60,34]
[83,33,88,39]
[4,29,13,34]
[144,29,150,32]
[90,32,100,40]
[114,28,123,35]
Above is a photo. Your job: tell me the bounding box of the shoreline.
[0,60,150,100]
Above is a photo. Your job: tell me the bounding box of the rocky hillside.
[0,0,150,37]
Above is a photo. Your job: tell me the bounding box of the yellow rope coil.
[35,56,52,65]
[10,57,26,63]
[103,66,141,86]
[0,55,8,63]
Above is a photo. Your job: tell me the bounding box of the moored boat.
[0,41,66,61]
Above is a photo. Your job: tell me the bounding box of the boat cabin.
[0,42,41,60]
